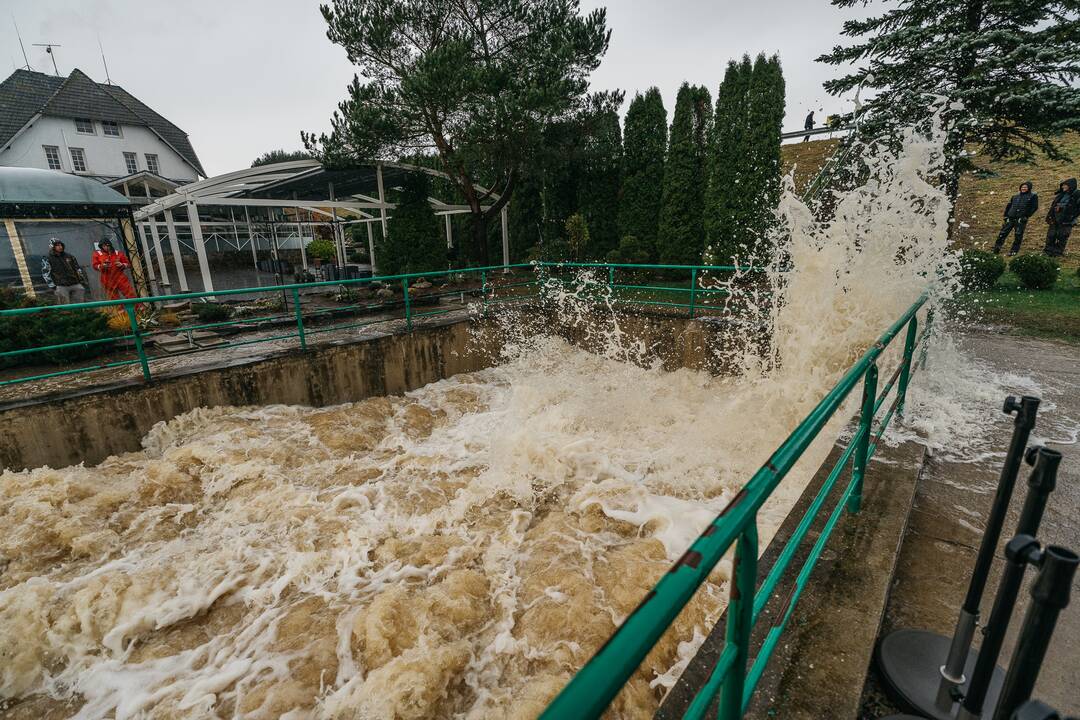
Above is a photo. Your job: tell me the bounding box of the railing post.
[720,523,758,720]
[849,363,879,513]
[402,277,412,330]
[918,308,935,370]
[124,301,151,383]
[292,288,307,350]
[689,267,698,319]
[897,316,918,416]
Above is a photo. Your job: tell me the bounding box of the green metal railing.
[540,293,932,720]
[0,262,757,389]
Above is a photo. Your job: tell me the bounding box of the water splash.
[0,109,998,719]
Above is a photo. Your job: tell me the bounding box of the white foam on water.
[0,106,1014,719]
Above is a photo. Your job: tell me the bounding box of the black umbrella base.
[877,629,1005,720]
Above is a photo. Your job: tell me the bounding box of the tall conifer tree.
[706,57,753,264]
[745,54,785,258]
[579,107,623,258]
[620,88,668,260]
[818,0,1080,207]
[658,83,713,266]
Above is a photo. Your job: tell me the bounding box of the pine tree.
[379,172,444,275]
[620,88,668,261]
[658,83,713,266]
[579,107,623,259]
[818,0,1080,206]
[309,0,610,265]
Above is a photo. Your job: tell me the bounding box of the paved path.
[862,330,1080,717]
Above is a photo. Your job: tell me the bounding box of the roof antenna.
[12,16,30,70]
[32,43,62,76]
[97,34,111,84]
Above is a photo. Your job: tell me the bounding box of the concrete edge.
[656,439,928,719]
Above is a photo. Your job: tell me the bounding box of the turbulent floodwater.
[1,112,970,719]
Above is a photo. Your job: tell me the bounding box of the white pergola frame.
[132,159,510,293]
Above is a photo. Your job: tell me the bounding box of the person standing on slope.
[1044,178,1079,258]
[803,110,815,142]
[92,238,136,300]
[993,181,1038,255]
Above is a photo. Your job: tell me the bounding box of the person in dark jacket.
[993,181,1038,255]
[41,239,87,304]
[1045,178,1079,257]
[803,111,815,142]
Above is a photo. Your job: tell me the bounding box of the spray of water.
[0,108,1017,719]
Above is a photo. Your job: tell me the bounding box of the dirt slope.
[782,134,1080,268]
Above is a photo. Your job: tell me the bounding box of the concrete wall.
[0,318,503,473]
[0,309,755,473]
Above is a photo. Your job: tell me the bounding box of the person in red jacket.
[91,238,136,300]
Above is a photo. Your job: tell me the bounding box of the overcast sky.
[4,0,870,177]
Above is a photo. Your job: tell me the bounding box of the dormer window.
[102,120,122,137]
[75,118,95,134]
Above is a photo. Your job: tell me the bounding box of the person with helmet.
[91,238,136,300]
[41,239,88,304]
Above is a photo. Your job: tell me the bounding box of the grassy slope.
[954,270,1080,343]
[781,134,1080,270]
[781,135,1080,341]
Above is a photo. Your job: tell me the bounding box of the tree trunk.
[472,213,490,266]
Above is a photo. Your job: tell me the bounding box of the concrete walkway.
[861,331,1080,717]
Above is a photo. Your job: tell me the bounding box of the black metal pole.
[992,545,1079,720]
[958,535,1041,719]
[1016,448,1062,537]
[936,396,1040,707]
[960,448,1062,718]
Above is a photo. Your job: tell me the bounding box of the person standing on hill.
[91,238,136,300]
[993,181,1038,255]
[803,110,815,142]
[1045,178,1079,257]
[41,239,88,304]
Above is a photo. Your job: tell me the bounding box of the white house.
[0,68,206,205]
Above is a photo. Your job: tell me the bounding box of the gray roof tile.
[0,68,205,177]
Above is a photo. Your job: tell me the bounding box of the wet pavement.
[861,331,1080,717]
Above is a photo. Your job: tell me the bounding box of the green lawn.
[953,270,1080,343]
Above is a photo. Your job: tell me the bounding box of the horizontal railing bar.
[683,643,740,720]
[0,263,535,317]
[0,333,132,358]
[539,294,926,719]
[751,431,862,624]
[743,469,862,706]
[610,284,729,295]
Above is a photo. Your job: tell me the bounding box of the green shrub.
[191,301,232,322]
[307,238,338,263]
[0,288,120,368]
[957,249,1006,290]
[607,235,651,265]
[1009,254,1059,290]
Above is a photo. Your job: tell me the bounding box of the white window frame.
[101,120,122,138]
[70,147,88,173]
[43,145,62,170]
[74,118,96,135]
[145,153,160,175]
[123,151,139,175]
